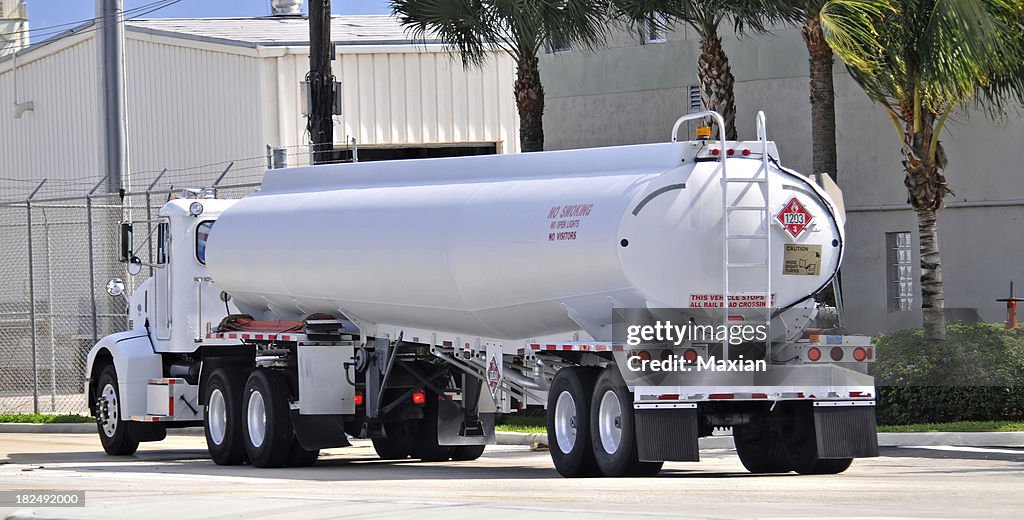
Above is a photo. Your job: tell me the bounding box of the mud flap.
[291,411,351,450]
[635,406,699,462]
[436,398,496,446]
[813,403,879,458]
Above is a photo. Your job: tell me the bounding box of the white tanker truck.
[85,112,878,477]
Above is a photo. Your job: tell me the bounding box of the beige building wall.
[539,24,1024,333]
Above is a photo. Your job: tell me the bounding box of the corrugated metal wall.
[0,38,102,201]
[125,38,267,188]
[279,49,520,156]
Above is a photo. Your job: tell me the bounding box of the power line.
[0,0,187,43]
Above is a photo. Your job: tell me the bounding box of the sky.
[23,0,393,45]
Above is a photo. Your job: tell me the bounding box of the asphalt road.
[1,433,1022,520]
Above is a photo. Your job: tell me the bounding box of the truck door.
[154,220,172,340]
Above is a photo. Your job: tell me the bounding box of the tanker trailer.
[85,111,878,477]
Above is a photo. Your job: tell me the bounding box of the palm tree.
[613,1,796,140]
[390,0,608,152]
[793,0,839,182]
[821,0,1024,340]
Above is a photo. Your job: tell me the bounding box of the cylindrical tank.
[206,142,843,340]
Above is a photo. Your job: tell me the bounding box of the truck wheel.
[95,364,139,456]
[286,438,319,467]
[204,368,247,465]
[782,405,853,475]
[412,391,455,462]
[546,366,600,477]
[373,425,413,460]
[451,444,486,461]
[242,370,294,468]
[734,423,791,474]
[589,367,663,477]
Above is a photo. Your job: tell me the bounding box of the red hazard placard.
[775,197,814,238]
[486,356,501,398]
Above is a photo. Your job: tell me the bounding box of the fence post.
[86,176,109,346]
[25,179,46,414]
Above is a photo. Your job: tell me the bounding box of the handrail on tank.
[670,110,727,150]
[755,110,767,142]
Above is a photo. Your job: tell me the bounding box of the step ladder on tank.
[721,111,773,362]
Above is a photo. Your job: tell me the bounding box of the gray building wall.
[539,24,1024,334]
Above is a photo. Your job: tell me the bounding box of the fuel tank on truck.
[205,139,844,341]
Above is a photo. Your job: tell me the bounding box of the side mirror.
[106,278,126,297]
[119,222,133,262]
[126,256,143,276]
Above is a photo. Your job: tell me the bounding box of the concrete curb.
[4,424,1023,448]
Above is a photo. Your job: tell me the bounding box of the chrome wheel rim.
[246,390,266,448]
[101,383,118,438]
[554,390,577,454]
[598,390,622,455]
[208,388,227,445]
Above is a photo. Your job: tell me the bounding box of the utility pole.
[307,0,333,164]
[98,0,128,195]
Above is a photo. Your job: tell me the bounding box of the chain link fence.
[0,169,265,415]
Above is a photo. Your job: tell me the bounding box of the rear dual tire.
[589,369,663,477]
[240,369,318,468]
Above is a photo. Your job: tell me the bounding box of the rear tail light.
[660,349,673,361]
[683,348,698,363]
[830,347,844,361]
[634,350,651,361]
[806,347,821,362]
[852,347,867,362]
[412,390,426,405]
[354,391,364,407]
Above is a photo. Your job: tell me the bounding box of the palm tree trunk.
[697,33,738,140]
[802,11,838,181]
[514,55,545,152]
[915,207,945,341]
[903,119,950,341]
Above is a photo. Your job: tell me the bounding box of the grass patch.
[877,421,1024,433]
[496,414,546,434]
[0,413,94,424]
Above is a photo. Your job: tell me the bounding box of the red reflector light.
[867,347,874,360]
[658,394,680,401]
[412,391,426,405]
[711,149,720,156]
[830,347,845,361]
[660,349,673,361]
[635,350,651,361]
[853,347,867,362]
[850,391,872,398]
[354,392,364,407]
[727,149,735,156]
[807,347,821,362]
[752,393,768,399]
[727,315,744,321]
[709,393,734,400]
[742,149,751,156]
[683,349,698,363]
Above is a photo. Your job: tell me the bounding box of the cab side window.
[156,222,170,264]
[196,221,214,264]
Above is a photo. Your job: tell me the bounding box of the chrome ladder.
[721,111,773,361]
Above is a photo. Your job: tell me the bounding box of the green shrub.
[871,323,1024,425]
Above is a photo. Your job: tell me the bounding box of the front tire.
[589,368,662,477]
[242,370,295,468]
[546,367,600,477]
[95,364,139,456]
[204,368,247,465]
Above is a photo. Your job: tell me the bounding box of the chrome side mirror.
[106,278,126,297]
[126,256,143,276]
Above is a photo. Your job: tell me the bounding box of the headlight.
[189,202,204,217]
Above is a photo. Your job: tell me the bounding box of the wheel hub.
[208,388,227,445]
[246,390,267,448]
[100,383,118,438]
[598,390,622,454]
[553,390,577,454]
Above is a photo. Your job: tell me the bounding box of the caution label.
[690,293,776,308]
[783,243,821,275]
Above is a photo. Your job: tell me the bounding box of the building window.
[886,232,914,311]
[548,34,571,54]
[645,13,667,44]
